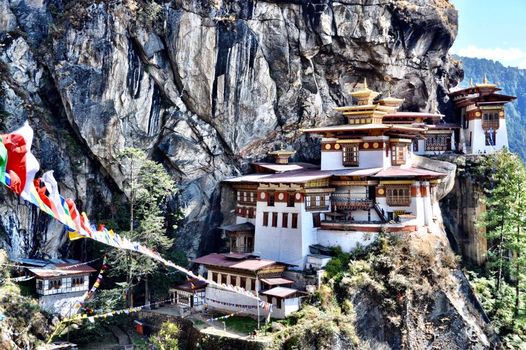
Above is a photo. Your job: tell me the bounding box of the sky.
[450,0,526,69]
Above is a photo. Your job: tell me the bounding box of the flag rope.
[0,124,269,303]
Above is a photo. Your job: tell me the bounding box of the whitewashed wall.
[39,291,85,317]
[316,230,377,251]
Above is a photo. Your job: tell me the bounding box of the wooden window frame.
[342,144,359,167]
[313,213,321,228]
[482,111,500,130]
[305,194,330,211]
[291,213,298,229]
[282,213,288,228]
[386,186,411,206]
[390,144,407,165]
[272,212,278,227]
[262,212,269,226]
[425,135,451,152]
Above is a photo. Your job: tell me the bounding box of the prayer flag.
[0,139,6,184]
[66,199,87,240]
[32,179,57,217]
[80,212,94,237]
[0,122,40,200]
[41,171,73,228]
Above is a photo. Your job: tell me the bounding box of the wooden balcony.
[331,194,373,210]
[305,204,330,212]
[320,221,417,233]
[386,196,411,206]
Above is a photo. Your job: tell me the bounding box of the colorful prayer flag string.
[72,256,109,314]
[0,123,271,308]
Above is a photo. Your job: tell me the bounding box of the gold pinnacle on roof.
[351,78,380,106]
[469,78,474,87]
[476,73,496,88]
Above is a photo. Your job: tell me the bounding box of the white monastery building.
[449,76,516,154]
[191,77,516,319]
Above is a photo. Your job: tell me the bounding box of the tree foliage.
[475,150,526,347]
[109,147,178,305]
[150,321,180,350]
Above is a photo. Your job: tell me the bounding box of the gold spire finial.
[469,78,474,87]
[483,73,489,85]
[363,77,368,89]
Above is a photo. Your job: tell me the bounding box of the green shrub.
[150,321,180,350]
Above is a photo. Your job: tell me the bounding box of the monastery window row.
[262,212,298,229]
[210,272,256,291]
[49,279,62,290]
[425,135,451,152]
[236,207,256,218]
[386,186,411,206]
[72,277,84,287]
[342,145,359,167]
[305,194,330,211]
[237,191,256,205]
[482,111,500,130]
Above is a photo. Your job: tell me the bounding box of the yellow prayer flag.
[68,231,86,241]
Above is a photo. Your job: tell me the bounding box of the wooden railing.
[386,196,411,206]
[331,194,372,210]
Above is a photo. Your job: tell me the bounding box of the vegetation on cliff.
[266,232,491,349]
[469,150,526,348]
[0,250,51,348]
[108,147,179,307]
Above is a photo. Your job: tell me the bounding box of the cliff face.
[439,155,488,266]
[0,0,461,259]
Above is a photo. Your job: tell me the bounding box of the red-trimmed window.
[291,213,298,228]
[282,213,288,228]
[272,213,278,227]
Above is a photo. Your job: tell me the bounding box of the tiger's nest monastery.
[187,78,516,319]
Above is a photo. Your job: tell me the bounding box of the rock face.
[439,155,488,266]
[0,0,461,260]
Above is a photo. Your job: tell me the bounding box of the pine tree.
[110,148,176,307]
[478,150,526,327]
